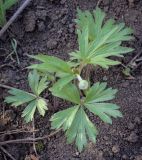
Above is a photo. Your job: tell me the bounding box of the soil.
[0,0,142,160]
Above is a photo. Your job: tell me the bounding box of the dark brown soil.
[0,0,142,160]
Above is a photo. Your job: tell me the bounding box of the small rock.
[24,11,36,32]
[122,154,129,159]
[75,152,79,156]
[60,0,66,4]
[128,122,135,130]
[134,117,141,125]
[61,17,67,24]
[68,23,75,33]
[37,21,46,32]
[137,98,142,104]
[126,132,138,143]
[128,0,134,7]
[46,39,58,49]
[135,155,142,160]
[97,151,105,160]
[36,10,47,21]
[112,145,120,153]
[104,136,109,140]
[121,81,129,88]
[140,147,142,152]
[103,0,110,5]
[0,110,16,126]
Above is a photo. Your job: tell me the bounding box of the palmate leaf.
[85,103,122,124]
[84,82,122,124]
[28,54,73,75]
[28,70,48,95]
[50,82,122,151]
[5,88,36,107]
[84,82,117,103]
[5,71,48,123]
[28,55,76,88]
[66,107,98,152]
[50,106,79,130]
[50,83,80,104]
[50,107,98,152]
[51,74,75,90]
[71,7,134,68]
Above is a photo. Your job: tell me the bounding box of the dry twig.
[0,146,16,160]
[0,0,32,37]
[0,129,61,146]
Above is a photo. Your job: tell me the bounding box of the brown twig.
[0,84,13,90]
[0,146,16,160]
[0,129,61,145]
[0,0,32,37]
[0,128,39,136]
[127,51,142,67]
[0,64,14,69]
[32,118,38,156]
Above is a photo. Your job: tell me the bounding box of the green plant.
[5,8,134,151]
[5,70,48,122]
[0,0,17,27]
[50,82,122,151]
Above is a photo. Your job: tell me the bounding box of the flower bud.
[78,80,89,90]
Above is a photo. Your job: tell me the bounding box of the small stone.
[37,21,45,32]
[121,81,129,88]
[61,17,67,24]
[103,0,110,5]
[140,147,142,152]
[68,23,75,33]
[134,117,141,125]
[135,155,142,160]
[60,0,66,4]
[98,151,105,160]
[128,0,134,7]
[126,132,138,143]
[75,151,79,156]
[0,110,16,126]
[36,10,47,21]
[112,145,120,153]
[122,154,129,159]
[24,11,36,32]
[137,98,142,104]
[104,136,109,140]
[128,122,135,130]
[46,39,58,49]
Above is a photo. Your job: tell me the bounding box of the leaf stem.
[0,83,37,98]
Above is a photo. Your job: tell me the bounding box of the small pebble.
[122,154,129,159]
[135,155,142,160]
[134,117,141,125]
[37,21,46,32]
[126,132,138,143]
[128,122,135,130]
[112,145,120,153]
[46,39,58,49]
[137,98,142,104]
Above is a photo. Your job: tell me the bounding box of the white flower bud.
[78,80,89,90]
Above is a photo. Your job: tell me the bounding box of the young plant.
[50,82,122,152]
[5,70,48,123]
[0,0,17,27]
[5,8,134,152]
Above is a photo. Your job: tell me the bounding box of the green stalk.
[0,0,6,27]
